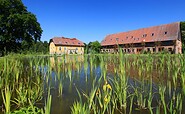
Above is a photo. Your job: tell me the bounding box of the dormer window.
[164,31,168,35]
[131,36,133,38]
[116,38,119,41]
[143,34,147,37]
[151,33,154,36]
[78,42,81,44]
[65,42,68,44]
[126,37,128,39]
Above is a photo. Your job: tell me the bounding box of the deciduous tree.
[88,41,101,54]
[181,21,185,53]
[0,0,42,56]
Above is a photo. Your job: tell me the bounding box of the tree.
[0,0,43,56]
[21,41,48,54]
[33,41,49,54]
[83,43,88,54]
[88,41,101,54]
[181,21,185,53]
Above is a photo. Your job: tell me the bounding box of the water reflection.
[48,55,102,114]
[35,55,185,114]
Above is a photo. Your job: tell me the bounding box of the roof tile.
[51,37,85,46]
[101,22,180,46]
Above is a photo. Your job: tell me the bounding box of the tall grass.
[2,86,11,114]
[0,53,185,114]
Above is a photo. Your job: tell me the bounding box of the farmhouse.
[101,22,182,54]
[49,37,85,55]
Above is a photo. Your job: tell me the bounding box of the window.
[65,42,68,44]
[153,48,156,52]
[147,48,150,52]
[168,48,172,52]
[76,48,78,50]
[64,47,66,50]
[116,38,119,41]
[128,49,130,52]
[131,36,133,38]
[126,37,128,39]
[164,31,168,35]
[151,33,154,36]
[59,47,62,50]
[78,42,81,44]
[143,34,147,37]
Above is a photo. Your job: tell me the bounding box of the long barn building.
[101,22,182,54]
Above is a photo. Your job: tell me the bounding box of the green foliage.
[11,106,43,114]
[2,86,11,114]
[0,0,43,56]
[44,87,52,114]
[181,21,185,53]
[86,41,101,54]
[71,101,90,114]
[21,41,49,54]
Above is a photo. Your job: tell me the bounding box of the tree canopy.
[86,41,101,54]
[0,0,43,56]
[181,21,185,53]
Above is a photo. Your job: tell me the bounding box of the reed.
[168,92,182,114]
[159,85,167,114]
[1,53,185,114]
[45,86,52,114]
[1,86,11,114]
[71,86,90,114]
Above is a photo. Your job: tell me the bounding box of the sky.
[22,0,185,44]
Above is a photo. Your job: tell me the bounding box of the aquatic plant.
[2,86,11,114]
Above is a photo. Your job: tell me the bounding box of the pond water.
[0,54,185,114]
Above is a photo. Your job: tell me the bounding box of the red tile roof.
[101,22,180,46]
[50,37,85,46]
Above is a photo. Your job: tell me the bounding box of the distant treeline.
[0,41,49,56]
[181,22,185,53]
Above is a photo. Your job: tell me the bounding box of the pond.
[0,54,185,114]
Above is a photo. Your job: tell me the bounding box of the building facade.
[101,22,182,54]
[49,37,85,55]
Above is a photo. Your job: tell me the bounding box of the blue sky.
[22,0,185,44]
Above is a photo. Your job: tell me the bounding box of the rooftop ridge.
[51,36,85,46]
[106,22,179,36]
[101,22,180,45]
[52,37,78,40]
